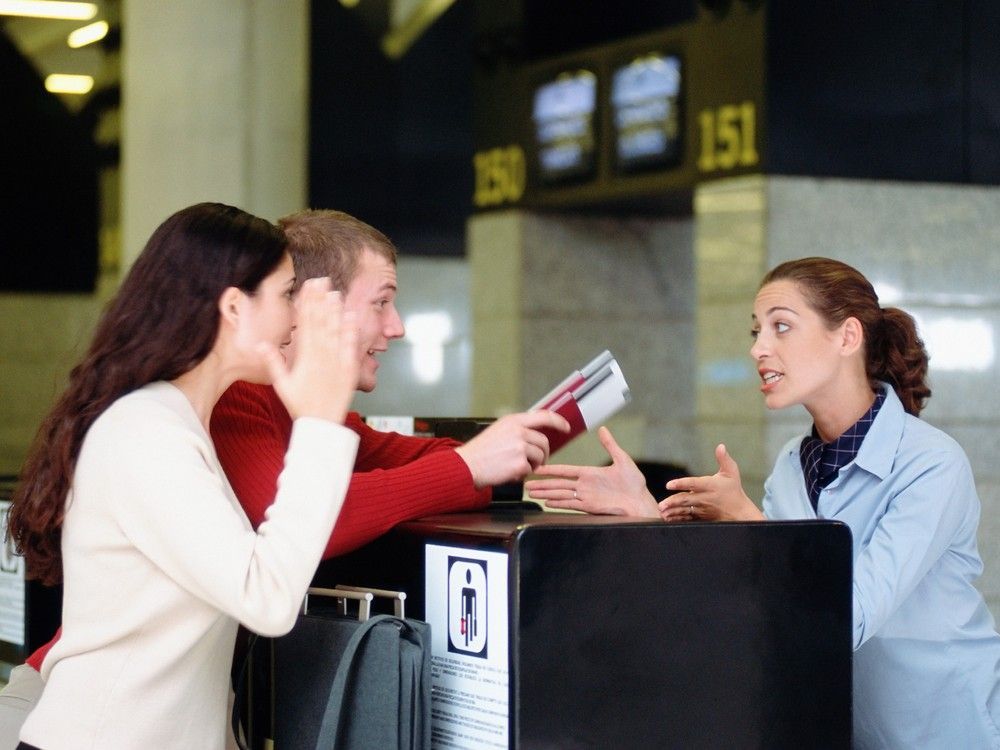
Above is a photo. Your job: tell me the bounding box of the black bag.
[271,588,432,750]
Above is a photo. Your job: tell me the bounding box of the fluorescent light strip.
[67,19,108,48]
[0,1,97,20]
[45,73,93,94]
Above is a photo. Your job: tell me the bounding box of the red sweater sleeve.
[210,382,491,558]
[25,627,61,671]
[209,381,291,533]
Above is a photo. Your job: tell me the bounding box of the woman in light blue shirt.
[528,257,1000,749]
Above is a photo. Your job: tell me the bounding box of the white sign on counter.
[0,500,25,646]
[425,544,509,749]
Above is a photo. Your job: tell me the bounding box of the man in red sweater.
[3,210,566,744]
[211,209,566,552]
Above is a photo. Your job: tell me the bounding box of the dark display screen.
[531,69,598,182]
[611,53,682,172]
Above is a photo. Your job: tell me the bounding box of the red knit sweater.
[25,380,490,671]
[210,381,491,558]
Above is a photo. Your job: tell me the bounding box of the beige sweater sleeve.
[76,388,359,636]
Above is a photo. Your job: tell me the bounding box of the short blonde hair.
[278,209,397,292]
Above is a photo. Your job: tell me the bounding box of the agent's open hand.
[659,443,763,522]
[263,278,359,424]
[525,427,659,518]
[455,411,571,488]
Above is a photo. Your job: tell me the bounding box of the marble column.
[0,1,310,475]
[467,209,698,471]
[121,0,309,264]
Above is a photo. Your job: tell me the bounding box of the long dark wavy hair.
[9,202,288,585]
[761,257,931,416]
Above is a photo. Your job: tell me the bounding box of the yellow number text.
[697,101,760,172]
[473,146,526,207]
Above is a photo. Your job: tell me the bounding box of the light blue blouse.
[764,384,1000,749]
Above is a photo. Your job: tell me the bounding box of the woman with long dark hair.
[9,202,360,750]
[527,257,1000,748]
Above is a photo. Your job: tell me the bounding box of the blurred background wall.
[3,0,1000,617]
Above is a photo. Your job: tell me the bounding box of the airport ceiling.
[1,1,118,112]
[0,0,448,101]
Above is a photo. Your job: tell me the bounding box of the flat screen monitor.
[611,53,682,173]
[531,69,598,183]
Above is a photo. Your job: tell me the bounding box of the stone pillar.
[0,1,310,475]
[692,176,770,500]
[121,0,309,265]
[468,209,697,470]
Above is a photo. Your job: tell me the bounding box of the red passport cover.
[539,390,588,454]
[530,350,629,455]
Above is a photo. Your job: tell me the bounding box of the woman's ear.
[218,287,244,328]
[840,316,864,356]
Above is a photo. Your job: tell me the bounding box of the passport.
[530,350,631,454]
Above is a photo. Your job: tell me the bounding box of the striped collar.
[799,387,887,510]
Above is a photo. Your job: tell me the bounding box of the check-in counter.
[268,504,852,749]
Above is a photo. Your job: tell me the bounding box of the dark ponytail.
[867,306,931,415]
[761,257,931,416]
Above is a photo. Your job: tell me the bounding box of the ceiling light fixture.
[67,19,108,47]
[0,1,97,20]
[45,73,94,94]
[382,0,455,59]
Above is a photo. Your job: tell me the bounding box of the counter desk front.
[260,504,852,749]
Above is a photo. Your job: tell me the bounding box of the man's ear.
[840,316,864,357]
[218,287,244,328]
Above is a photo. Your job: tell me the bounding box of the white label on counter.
[0,500,25,646]
[363,415,415,435]
[425,544,509,749]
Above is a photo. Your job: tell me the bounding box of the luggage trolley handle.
[336,584,407,619]
[304,585,407,621]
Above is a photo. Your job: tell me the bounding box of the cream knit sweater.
[21,382,358,749]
